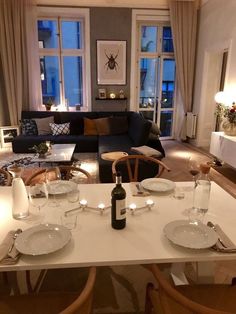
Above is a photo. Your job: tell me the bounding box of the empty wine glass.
[45,167,61,206]
[29,182,48,212]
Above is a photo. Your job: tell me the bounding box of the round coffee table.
[101,151,128,161]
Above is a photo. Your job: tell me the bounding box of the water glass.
[188,207,204,225]
[29,182,48,211]
[67,185,80,203]
[173,187,185,200]
[61,213,78,230]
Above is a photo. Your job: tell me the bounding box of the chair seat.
[150,284,236,314]
[0,292,78,314]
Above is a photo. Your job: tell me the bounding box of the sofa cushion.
[20,119,38,136]
[109,116,128,135]
[50,122,70,135]
[95,118,110,135]
[70,118,84,135]
[34,116,54,135]
[84,118,98,135]
[98,135,133,154]
[128,113,152,146]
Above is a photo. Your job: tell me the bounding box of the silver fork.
[207,222,227,249]
[8,229,22,253]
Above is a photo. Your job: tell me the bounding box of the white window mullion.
[58,18,64,106]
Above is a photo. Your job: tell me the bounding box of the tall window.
[37,8,90,110]
[136,22,176,138]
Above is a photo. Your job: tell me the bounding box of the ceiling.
[36,0,169,8]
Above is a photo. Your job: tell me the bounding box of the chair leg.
[145,282,154,314]
[231,277,236,286]
[26,269,47,293]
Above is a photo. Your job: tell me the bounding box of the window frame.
[37,7,91,111]
[130,9,176,139]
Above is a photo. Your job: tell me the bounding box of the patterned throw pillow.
[20,119,38,136]
[49,122,70,135]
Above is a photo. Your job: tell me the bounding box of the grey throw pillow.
[33,116,54,135]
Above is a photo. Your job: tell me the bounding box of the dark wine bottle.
[111,172,126,230]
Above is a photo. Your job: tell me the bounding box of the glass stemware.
[29,182,48,212]
[188,156,200,186]
[45,167,61,206]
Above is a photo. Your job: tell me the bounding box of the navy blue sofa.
[12,111,165,182]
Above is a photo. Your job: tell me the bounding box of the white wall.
[193,0,236,147]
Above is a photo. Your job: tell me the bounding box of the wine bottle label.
[116,199,126,220]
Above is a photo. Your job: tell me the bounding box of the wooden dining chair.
[0,168,12,186]
[25,166,92,185]
[145,264,236,314]
[0,267,96,314]
[59,166,92,184]
[112,154,170,182]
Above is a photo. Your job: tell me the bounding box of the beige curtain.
[168,0,198,139]
[0,0,38,126]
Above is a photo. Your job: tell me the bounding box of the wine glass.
[29,182,48,212]
[45,167,61,206]
[188,156,200,186]
[187,156,200,220]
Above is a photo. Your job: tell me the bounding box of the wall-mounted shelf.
[95,97,127,101]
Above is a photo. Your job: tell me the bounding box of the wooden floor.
[160,140,236,198]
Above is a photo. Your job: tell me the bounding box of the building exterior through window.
[133,13,176,138]
[37,7,90,111]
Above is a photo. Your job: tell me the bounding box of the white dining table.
[0,181,236,272]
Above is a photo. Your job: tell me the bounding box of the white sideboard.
[210,132,236,168]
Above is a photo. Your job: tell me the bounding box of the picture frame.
[98,88,107,99]
[0,126,19,148]
[97,40,126,85]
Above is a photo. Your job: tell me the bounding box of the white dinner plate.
[163,220,218,249]
[15,224,71,256]
[47,180,77,195]
[141,178,176,192]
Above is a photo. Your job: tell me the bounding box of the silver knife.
[214,224,236,248]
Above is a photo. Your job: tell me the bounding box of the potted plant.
[216,102,236,136]
[31,142,49,158]
[44,98,54,111]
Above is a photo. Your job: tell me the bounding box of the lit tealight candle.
[145,199,154,209]
[80,199,88,207]
[98,203,105,214]
[98,203,105,210]
[129,203,137,212]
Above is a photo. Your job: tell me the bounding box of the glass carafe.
[8,165,29,219]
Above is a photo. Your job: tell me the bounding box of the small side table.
[0,126,19,149]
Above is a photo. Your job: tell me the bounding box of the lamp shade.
[215,91,235,106]
[214,91,226,104]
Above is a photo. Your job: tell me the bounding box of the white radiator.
[186,112,197,138]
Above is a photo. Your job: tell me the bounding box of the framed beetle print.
[97,40,126,85]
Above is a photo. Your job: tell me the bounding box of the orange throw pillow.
[84,118,98,135]
[95,117,110,135]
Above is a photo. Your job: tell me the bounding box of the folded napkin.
[211,225,236,253]
[212,244,236,253]
[0,231,21,265]
[130,182,150,197]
